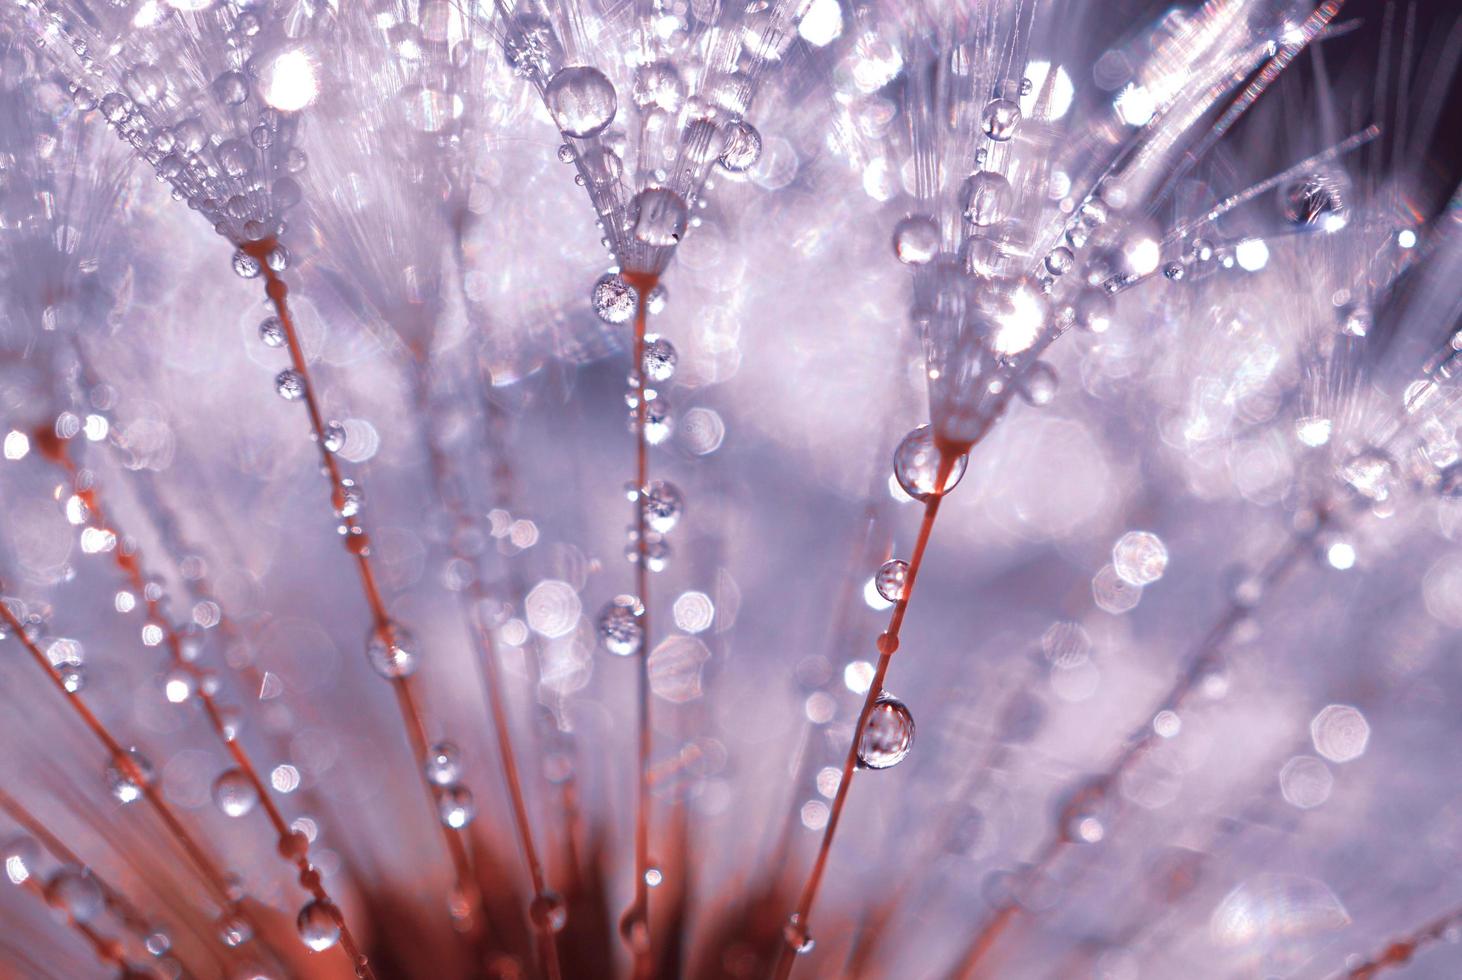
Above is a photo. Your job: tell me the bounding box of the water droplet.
[365,624,418,678]
[105,748,153,804]
[1281,172,1349,231]
[597,595,644,656]
[274,369,305,401]
[960,171,1013,227]
[641,335,677,382]
[857,693,915,769]
[544,66,617,139]
[335,479,363,518]
[212,71,248,106]
[875,559,909,602]
[640,480,683,533]
[1074,288,1113,333]
[296,900,341,951]
[980,98,1021,141]
[232,250,262,279]
[212,769,259,818]
[717,120,762,172]
[631,187,688,247]
[58,663,85,692]
[893,425,968,500]
[437,784,475,828]
[322,421,345,454]
[1044,246,1074,277]
[425,742,462,786]
[2,837,39,885]
[258,317,286,348]
[783,914,814,954]
[529,891,568,933]
[47,868,103,922]
[217,912,253,947]
[1018,362,1059,406]
[892,215,940,265]
[592,273,637,324]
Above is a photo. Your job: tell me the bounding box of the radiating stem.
[623,270,659,978]
[31,430,375,978]
[772,450,958,980]
[951,512,1328,979]
[246,242,486,952]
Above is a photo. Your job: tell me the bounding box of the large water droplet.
[640,480,683,533]
[893,425,968,500]
[631,187,688,247]
[857,693,915,769]
[597,595,644,656]
[297,900,341,951]
[545,66,617,139]
[212,769,259,818]
[960,171,1013,226]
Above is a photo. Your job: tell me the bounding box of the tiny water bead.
[641,335,677,383]
[640,480,684,533]
[365,624,418,678]
[258,317,286,348]
[597,594,645,656]
[961,171,1013,227]
[856,693,915,769]
[218,912,253,947]
[212,769,259,818]
[424,742,462,786]
[1044,246,1074,277]
[592,273,636,324]
[1018,362,1059,406]
[783,914,815,954]
[544,66,617,139]
[437,785,476,828]
[232,250,263,279]
[46,868,104,922]
[980,97,1021,141]
[892,215,940,265]
[105,748,154,804]
[892,425,969,501]
[275,369,306,401]
[631,187,689,247]
[875,559,909,602]
[717,120,762,172]
[1281,171,1349,231]
[296,900,341,952]
[322,420,346,454]
[529,891,568,933]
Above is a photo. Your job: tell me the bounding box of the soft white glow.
[1327,541,1356,570]
[3,430,29,460]
[798,0,843,47]
[863,578,893,611]
[1235,238,1269,271]
[1125,237,1161,276]
[843,660,874,694]
[1115,84,1156,126]
[992,282,1047,355]
[1398,228,1417,249]
[260,48,319,112]
[1020,62,1075,120]
[1295,417,1332,447]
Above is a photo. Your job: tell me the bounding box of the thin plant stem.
[17,876,133,974]
[30,429,376,978]
[622,269,660,979]
[950,511,1330,979]
[0,599,267,962]
[244,241,487,951]
[772,449,957,980]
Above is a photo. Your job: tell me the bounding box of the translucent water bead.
[857,693,915,769]
[530,891,569,933]
[960,171,1013,227]
[1281,172,1349,231]
[875,559,909,602]
[597,595,645,656]
[893,425,969,501]
[892,215,940,265]
[593,273,637,324]
[631,187,689,247]
[296,900,341,952]
[438,785,476,828]
[424,742,462,786]
[212,769,259,818]
[544,66,617,139]
[218,912,252,947]
[365,624,418,678]
[783,913,814,954]
[980,98,1021,141]
[641,335,677,382]
[258,317,286,348]
[105,748,154,804]
[640,480,684,533]
[46,868,103,922]
[275,369,305,401]
[718,121,762,172]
